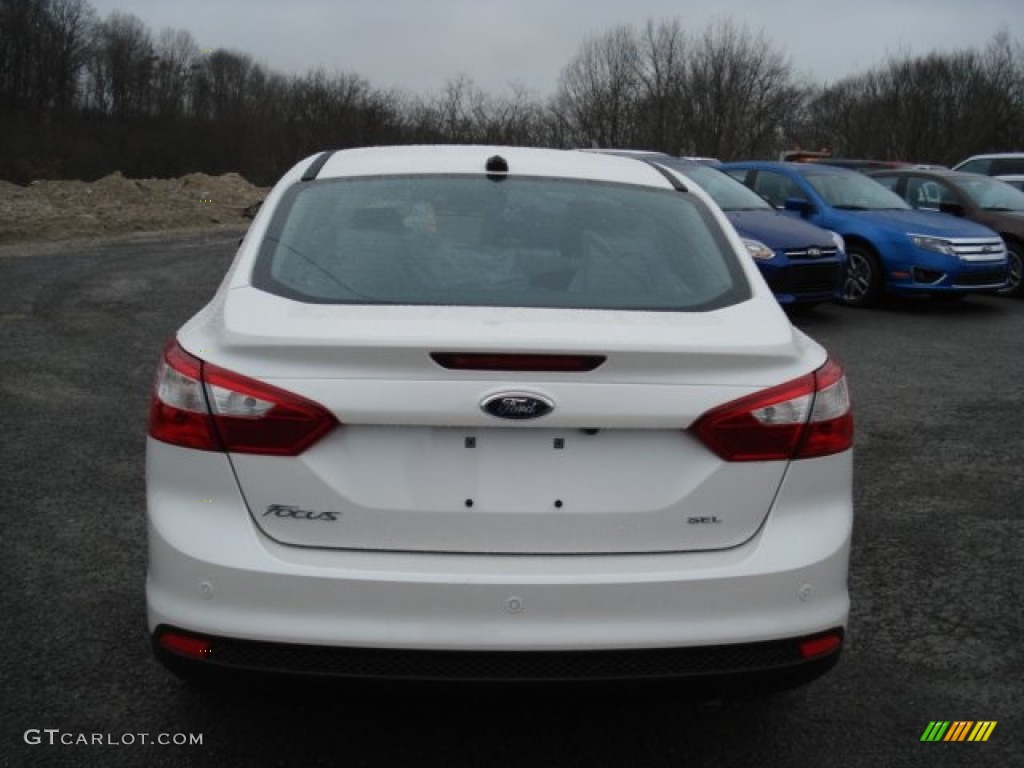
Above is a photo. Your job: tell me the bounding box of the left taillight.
[148,339,338,456]
[691,357,853,462]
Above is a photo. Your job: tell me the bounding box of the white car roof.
[311,145,676,188]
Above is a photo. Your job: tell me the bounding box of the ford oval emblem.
[481,392,554,420]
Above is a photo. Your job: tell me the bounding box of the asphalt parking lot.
[1,230,1021,767]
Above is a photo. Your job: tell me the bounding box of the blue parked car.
[588,151,846,306]
[721,162,1010,306]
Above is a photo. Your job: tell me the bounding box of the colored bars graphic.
[920,721,997,742]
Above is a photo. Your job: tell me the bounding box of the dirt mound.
[0,172,269,245]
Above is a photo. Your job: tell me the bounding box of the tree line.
[2,0,1023,185]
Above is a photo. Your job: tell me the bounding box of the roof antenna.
[485,155,509,181]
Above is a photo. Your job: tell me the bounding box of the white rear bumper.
[146,439,851,652]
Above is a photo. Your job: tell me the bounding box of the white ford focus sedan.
[147,145,853,691]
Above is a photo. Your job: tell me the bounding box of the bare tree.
[40,0,94,112]
[284,69,382,150]
[552,18,800,157]
[190,49,265,124]
[151,27,198,119]
[554,24,642,148]
[3,6,1023,187]
[475,83,549,145]
[978,31,1024,152]
[0,0,94,111]
[85,11,156,115]
[683,19,800,159]
[799,33,1024,164]
[435,74,478,141]
[633,19,688,152]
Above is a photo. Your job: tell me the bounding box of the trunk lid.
[181,288,822,554]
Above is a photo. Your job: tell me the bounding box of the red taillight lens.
[692,358,852,462]
[157,630,213,659]
[799,631,843,659]
[148,339,338,456]
[202,359,338,456]
[148,340,222,451]
[794,358,853,459]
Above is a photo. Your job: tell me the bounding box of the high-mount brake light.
[431,352,605,372]
[692,358,852,462]
[148,339,338,456]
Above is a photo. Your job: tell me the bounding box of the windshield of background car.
[957,176,1024,212]
[662,162,773,212]
[252,175,751,311]
[804,170,911,210]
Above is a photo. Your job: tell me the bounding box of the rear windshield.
[252,175,750,311]
[659,160,773,211]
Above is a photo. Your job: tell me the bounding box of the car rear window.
[662,162,773,211]
[251,175,751,312]
[955,159,991,174]
[991,157,1024,175]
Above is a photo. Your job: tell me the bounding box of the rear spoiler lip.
[301,150,337,181]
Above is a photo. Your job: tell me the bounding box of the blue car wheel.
[998,240,1023,297]
[841,244,882,307]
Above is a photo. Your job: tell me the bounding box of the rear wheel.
[997,238,1023,297]
[840,244,882,307]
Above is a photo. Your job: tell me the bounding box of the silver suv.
[952,152,1024,176]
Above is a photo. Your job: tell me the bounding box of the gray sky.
[88,0,1022,96]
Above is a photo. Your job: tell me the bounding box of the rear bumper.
[153,624,843,689]
[146,439,852,682]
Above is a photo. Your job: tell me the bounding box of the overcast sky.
[87,0,1022,96]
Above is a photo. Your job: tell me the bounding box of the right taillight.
[692,358,852,462]
[148,339,338,456]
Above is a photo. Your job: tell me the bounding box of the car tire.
[997,238,1023,298]
[840,244,882,307]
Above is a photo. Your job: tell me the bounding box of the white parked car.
[997,174,1024,193]
[952,152,1024,176]
[147,145,853,691]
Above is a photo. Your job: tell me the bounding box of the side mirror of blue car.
[784,197,816,217]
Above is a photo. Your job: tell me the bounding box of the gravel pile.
[0,172,268,246]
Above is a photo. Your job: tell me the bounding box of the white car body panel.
[184,291,807,384]
[174,293,823,554]
[147,439,851,650]
[230,430,786,553]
